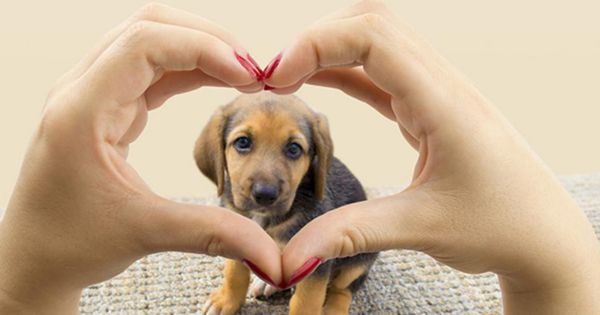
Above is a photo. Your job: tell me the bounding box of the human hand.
[0,4,281,314]
[264,1,600,312]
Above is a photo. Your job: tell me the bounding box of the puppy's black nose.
[252,183,279,206]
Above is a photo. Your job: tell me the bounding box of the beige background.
[1,1,599,208]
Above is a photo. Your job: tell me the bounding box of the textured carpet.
[79,174,600,314]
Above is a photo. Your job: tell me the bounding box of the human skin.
[263,1,600,313]
[0,4,282,314]
[1,1,599,314]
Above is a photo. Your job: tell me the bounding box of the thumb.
[281,191,436,287]
[133,196,282,286]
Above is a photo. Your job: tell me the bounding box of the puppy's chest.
[251,214,302,248]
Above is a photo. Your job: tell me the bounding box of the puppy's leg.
[323,264,369,315]
[288,270,330,315]
[323,287,352,315]
[203,259,250,315]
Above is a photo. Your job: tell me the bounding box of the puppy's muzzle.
[252,182,279,206]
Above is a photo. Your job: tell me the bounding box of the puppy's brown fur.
[196,92,377,315]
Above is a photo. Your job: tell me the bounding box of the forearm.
[498,251,600,315]
[0,223,81,315]
[500,277,600,314]
[0,288,81,315]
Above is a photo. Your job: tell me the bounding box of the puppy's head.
[194,93,333,215]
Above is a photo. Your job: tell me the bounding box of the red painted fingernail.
[234,51,262,81]
[263,52,283,80]
[245,53,264,80]
[242,259,278,288]
[264,84,275,91]
[282,257,322,289]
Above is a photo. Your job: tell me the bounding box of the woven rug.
[79,174,600,314]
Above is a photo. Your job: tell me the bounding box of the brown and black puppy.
[196,92,377,315]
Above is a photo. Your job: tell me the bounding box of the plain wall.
[1,1,599,208]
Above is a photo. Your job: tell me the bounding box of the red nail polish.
[234,51,262,80]
[242,259,278,288]
[282,257,322,289]
[263,52,283,80]
[245,53,264,80]
[264,84,275,91]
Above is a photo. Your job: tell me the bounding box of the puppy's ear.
[194,107,227,196]
[311,113,333,200]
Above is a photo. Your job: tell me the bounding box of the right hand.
[264,1,600,312]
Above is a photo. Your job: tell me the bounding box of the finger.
[307,67,421,147]
[113,68,261,149]
[266,15,430,96]
[81,21,256,108]
[270,67,396,122]
[313,0,422,42]
[274,67,420,149]
[144,70,228,110]
[135,197,282,286]
[306,68,396,121]
[264,15,442,136]
[314,0,396,24]
[399,125,420,150]
[281,191,439,284]
[54,3,249,90]
[266,71,315,95]
[145,70,263,110]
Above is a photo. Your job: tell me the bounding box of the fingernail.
[234,51,262,81]
[242,259,278,288]
[282,257,322,289]
[245,53,264,80]
[263,52,283,80]
[264,84,275,91]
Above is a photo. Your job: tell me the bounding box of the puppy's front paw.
[249,276,282,298]
[202,288,244,315]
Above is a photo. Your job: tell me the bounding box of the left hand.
[0,4,282,314]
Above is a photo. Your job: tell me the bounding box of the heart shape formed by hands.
[209,44,399,290]
[10,4,589,313]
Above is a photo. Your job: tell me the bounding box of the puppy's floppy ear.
[311,113,333,200]
[194,107,227,196]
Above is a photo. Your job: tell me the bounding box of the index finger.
[79,21,257,107]
[54,3,252,91]
[264,14,434,104]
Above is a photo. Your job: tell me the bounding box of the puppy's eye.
[234,136,252,152]
[285,142,303,160]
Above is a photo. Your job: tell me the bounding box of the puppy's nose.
[252,183,279,206]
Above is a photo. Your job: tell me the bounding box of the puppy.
[196,92,378,315]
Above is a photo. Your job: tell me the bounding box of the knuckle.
[302,24,322,41]
[363,0,387,10]
[325,210,368,258]
[121,20,154,46]
[36,101,71,145]
[203,233,224,257]
[299,25,325,58]
[355,0,390,15]
[358,12,387,29]
[134,2,167,21]
[45,85,61,103]
[338,224,368,257]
